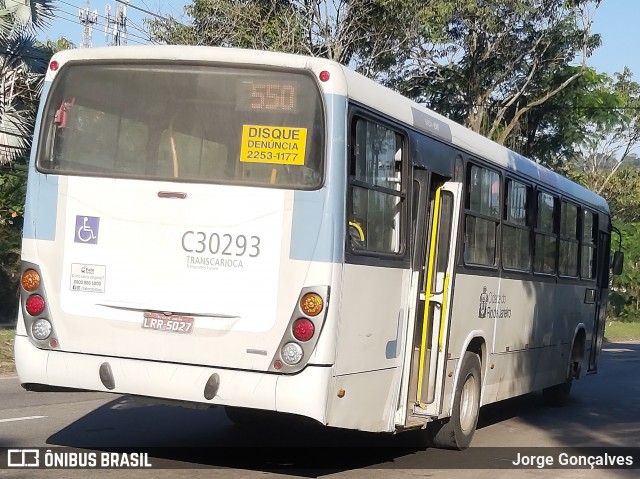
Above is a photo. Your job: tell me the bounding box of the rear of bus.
[15,47,346,424]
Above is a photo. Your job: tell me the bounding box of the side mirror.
[612,251,624,276]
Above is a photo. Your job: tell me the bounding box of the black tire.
[431,351,482,450]
[542,344,578,407]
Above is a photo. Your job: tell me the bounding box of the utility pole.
[78,0,99,48]
[105,0,129,46]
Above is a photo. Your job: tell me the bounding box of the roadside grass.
[604,320,640,342]
[0,327,16,376]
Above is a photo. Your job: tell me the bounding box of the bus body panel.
[23,172,341,371]
[325,367,400,432]
[334,264,410,375]
[324,263,412,432]
[446,273,597,409]
[19,60,352,376]
[14,334,332,423]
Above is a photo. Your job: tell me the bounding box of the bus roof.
[49,45,609,214]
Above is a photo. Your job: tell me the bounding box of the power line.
[116,0,168,22]
[55,8,148,45]
[56,1,151,40]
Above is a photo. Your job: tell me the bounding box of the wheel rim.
[459,372,479,434]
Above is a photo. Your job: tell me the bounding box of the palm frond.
[1,30,50,73]
[0,1,54,34]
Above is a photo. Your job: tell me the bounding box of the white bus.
[15,46,621,449]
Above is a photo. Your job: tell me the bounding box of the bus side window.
[348,118,405,255]
[464,164,500,266]
[534,192,558,274]
[581,210,597,279]
[502,179,531,271]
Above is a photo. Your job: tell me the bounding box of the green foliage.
[398,0,601,148]
[0,1,56,320]
[604,320,640,341]
[0,163,25,320]
[609,220,640,322]
[519,67,623,167]
[147,0,419,80]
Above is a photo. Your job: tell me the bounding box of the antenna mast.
[106,0,129,46]
[78,0,98,48]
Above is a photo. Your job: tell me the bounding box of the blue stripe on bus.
[23,82,58,241]
[290,93,347,263]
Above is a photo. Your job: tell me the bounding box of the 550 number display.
[181,231,261,257]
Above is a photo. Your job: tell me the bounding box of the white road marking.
[0,376,18,380]
[0,416,47,424]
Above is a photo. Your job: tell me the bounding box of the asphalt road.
[0,342,638,478]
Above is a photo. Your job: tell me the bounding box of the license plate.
[142,312,194,334]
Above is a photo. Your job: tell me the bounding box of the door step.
[397,415,428,430]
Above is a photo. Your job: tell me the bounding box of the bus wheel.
[431,351,482,450]
[542,345,578,407]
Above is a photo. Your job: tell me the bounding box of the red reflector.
[49,338,58,348]
[319,70,330,82]
[292,318,315,342]
[273,360,282,370]
[50,60,59,71]
[25,294,45,316]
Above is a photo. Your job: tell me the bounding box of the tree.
[609,220,640,321]
[147,0,419,80]
[40,36,76,54]
[570,68,640,194]
[0,0,55,320]
[0,0,54,165]
[398,0,602,148]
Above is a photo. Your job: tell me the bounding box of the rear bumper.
[14,334,331,423]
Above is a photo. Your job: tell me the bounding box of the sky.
[44,0,187,48]
[41,0,640,79]
[588,0,640,77]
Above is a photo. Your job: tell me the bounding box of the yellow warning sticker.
[240,125,307,165]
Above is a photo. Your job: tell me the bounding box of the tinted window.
[464,164,500,266]
[38,63,324,189]
[348,118,404,254]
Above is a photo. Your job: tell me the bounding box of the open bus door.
[588,231,610,373]
[405,171,462,421]
[588,224,624,373]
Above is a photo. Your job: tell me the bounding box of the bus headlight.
[32,319,52,340]
[281,342,303,365]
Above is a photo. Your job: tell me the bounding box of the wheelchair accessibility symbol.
[74,216,100,244]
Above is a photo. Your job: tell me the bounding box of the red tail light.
[292,318,315,342]
[25,294,46,316]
